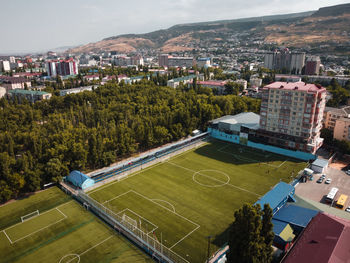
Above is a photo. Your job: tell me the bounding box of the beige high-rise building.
[259,81,326,154]
[323,106,350,131]
[333,117,350,141]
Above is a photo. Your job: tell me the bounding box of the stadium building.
[208,111,316,160]
[66,170,94,190]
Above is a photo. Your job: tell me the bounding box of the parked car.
[325,178,332,184]
[345,206,350,213]
[321,174,326,179]
[346,170,350,175]
[317,178,324,183]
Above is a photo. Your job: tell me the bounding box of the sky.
[0,0,349,54]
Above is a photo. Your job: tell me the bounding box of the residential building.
[59,86,95,96]
[250,76,262,87]
[0,87,6,98]
[234,79,247,90]
[264,49,305,74]
[7,89,51,103]
[259,81,326,154]
[158,54,169,68]
[195,80,227,94]
[46,59,78,77]
[275,74,301,83]
[323,106,350,131]
[333,117,350,141]
[167,74,200,88]
[0,76,31,91]
[83,74,100,81]
[158,54,195,68]
[0,60,11,72]
[305,56,321,75]
[196,57,212,68]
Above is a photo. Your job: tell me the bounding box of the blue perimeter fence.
[91,132,209,183]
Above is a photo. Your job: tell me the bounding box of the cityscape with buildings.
[0,1,350,263]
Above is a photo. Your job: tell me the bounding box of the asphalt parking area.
[295,167,350,210]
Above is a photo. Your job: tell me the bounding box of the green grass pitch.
[88,139,307,262]
[0,187,153,263]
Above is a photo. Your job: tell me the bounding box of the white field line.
[169,225,200,249]
[1,200,72,233]
[2,230,13,244]
[102,189,200,249]
[116,208,158,234]
[102,190,133,204]
[79,235,113,256]
[151,199,176,213]
[65,235,114,263]
[130,190,200,248]
[167,161,261,197]
[9,208,68,244]
[21,210,40,222]
[88,141,209,196]
[218,148,288,168]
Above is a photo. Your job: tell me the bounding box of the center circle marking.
[192,170,230,187]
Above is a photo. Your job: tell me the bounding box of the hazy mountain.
[68,3,350,54]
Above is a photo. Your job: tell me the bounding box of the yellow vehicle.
[336,194,348,209]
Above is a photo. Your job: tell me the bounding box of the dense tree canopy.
[228,203,274,263]
[0,82,260,202]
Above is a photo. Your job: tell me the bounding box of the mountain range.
[68,3,350,54]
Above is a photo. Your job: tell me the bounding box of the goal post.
[122,213,138,230]
[21,210,40,222]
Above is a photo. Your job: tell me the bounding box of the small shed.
[66,170,95,190]
[272,219,295,251]
[311,158,328,173]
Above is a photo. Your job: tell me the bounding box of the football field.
[89,139,307,262]
[0,187,152,263]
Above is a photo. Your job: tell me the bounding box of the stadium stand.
[66,170,95,190]
[255,182,296,214]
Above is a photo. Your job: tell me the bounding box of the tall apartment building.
[158,54,194,68]
[46,59,78,77]
[0,60,11,72]
[305,56,321,75]
[264,49,305,74]
[258,81,326,154]
[158,54,169,68]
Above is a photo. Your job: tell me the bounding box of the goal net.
[122,214,138,230]
[21,210,40,222]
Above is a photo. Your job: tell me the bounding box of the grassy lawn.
[89,139,307,263]
[0,188,152,263]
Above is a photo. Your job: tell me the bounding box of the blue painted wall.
[208,128,316,161]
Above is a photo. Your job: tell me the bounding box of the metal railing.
[76,191,189,263]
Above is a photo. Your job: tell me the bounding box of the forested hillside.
[0,83,260,202]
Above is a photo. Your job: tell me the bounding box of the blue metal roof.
[312,158,329,168]
[272,219,289,235]
[255,182,294,212]
[273,203,318,228]
[67,170,94,190]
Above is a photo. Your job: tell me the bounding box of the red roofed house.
[191,80,227,94]
[282,213,350,263]
[0,76,31,92]
[83,74,100,81]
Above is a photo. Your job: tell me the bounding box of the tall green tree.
[227,203,273,263]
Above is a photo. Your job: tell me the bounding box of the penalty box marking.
[101,190,200,249]
[2,204,69,245]
[218,144,288,168]
[116,208,158,234]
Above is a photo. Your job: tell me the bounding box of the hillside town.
[1,2,350,263]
